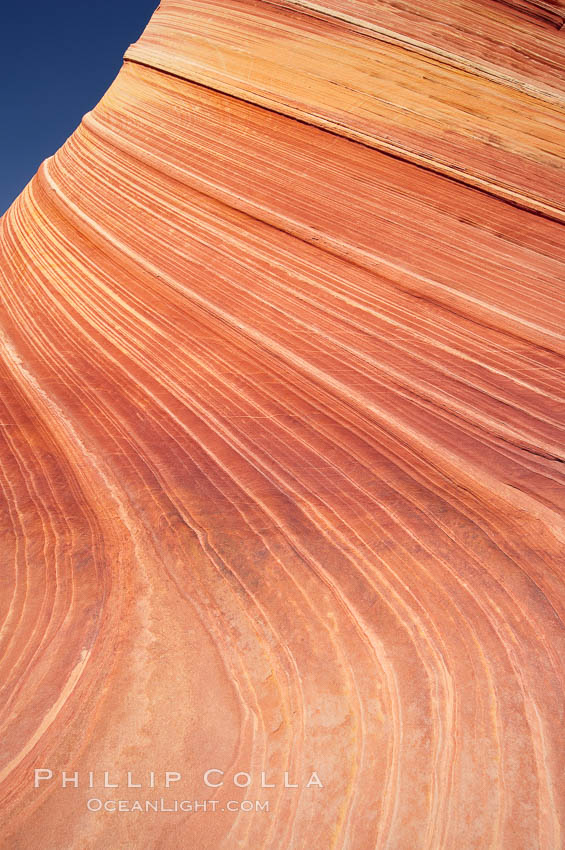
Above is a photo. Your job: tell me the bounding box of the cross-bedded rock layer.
[1,1,564,847]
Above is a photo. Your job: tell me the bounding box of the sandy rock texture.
[0,1,564,847]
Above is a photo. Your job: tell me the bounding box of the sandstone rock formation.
[1,1,564,847]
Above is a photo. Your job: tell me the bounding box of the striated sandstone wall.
[0,1,564,848]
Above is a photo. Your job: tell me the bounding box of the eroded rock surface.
[1,1,564,847]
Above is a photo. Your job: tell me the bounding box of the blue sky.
[1,0,158,215]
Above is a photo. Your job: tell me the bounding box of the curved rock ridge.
[0,1,564,848]
[125,0,565,220]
